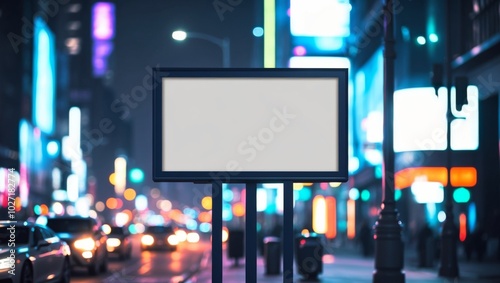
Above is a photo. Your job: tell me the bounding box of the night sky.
[112,0,259,197]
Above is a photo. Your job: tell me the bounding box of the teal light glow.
[34,205,42,215]
[199,222,211,233]
[223,189,234,202]
[348,188,359,200]
[429,33,439,43]
[360,190,370,201]
[128,224,137,234]
[223,203,232,221]
[47,141,59,157]
[416,36,426,45]
[338,220,347,232]
[453,187,471,203]
[252,27,264,37]
[297,187,311,201]
[395,190,402,201]
[33,17,55,135]
[314,37,344,51]
[375,165,383,179]
[468,202,476,232]
[186,219,197,230]
[129,168,144,183]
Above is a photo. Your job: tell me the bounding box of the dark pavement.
[185,243,500,283]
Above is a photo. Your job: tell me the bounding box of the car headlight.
[107,238,121,248]
[0,257,15,270]
[141,235,154,246]
[74,237,96,250]
[167,235,179,246]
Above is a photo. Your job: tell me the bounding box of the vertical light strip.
[459,213,467,242]
[347,199,356,239]
[312,195,326,234]
[325,196,337,239]
[264,0,275,68]
[114,157,127,195]
[68,107,81,154]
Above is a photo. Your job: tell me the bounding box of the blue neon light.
[33,17,56,135]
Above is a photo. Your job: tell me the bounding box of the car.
[45,216,108,275]
[0,220,71,283]
[141,225,178,251]
[106,226,132,260]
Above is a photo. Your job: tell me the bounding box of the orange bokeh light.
[106,198,118,209]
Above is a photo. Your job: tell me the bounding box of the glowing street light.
[171,30,230,68]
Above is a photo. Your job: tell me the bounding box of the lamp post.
[437,0,459,277]
[172,30,230,68]
[372,0,405,282]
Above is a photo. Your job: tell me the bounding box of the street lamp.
[372,0,405,282]
[171,30,230,68]
[437,0,460,278]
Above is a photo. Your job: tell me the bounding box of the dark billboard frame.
[152,68,348,183]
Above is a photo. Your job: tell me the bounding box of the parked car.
[46,216,108,275]
[0,220,71,283]
[106,226,132,260]
[141,225,178,251]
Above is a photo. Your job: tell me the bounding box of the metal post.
[283,181,294,283]
[245,182,257,282]
[372,0,405,282]
[212,181,223,283]
[438,0,459,277]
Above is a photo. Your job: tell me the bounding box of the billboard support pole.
[212,181,223,283]
[283,181,294,283]
[373,0,405,282]
[245,182,257,282]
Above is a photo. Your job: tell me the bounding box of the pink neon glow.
[320,182,328,190]
[293,46,307,56]
[93,2,115,40]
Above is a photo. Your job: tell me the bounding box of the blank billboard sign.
[153,68,348,183]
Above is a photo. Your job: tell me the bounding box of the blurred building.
[269,0,499,250]
[348,0,499,247]
[0,0,132,221]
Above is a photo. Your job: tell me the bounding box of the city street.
[190,245,500,283]
[1,1,500,283]
[70,236,210,283]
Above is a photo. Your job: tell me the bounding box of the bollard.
[227,229,244,266]
[263,236,281,275]
[295,233,323,279]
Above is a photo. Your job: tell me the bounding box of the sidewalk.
[185,245,500,283]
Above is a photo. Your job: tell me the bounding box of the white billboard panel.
[153,68,348,183]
